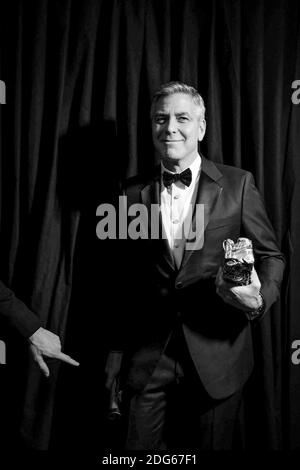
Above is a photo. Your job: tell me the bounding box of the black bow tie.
[162,168,192,188]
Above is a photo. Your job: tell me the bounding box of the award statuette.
[222,238,254,286]
[107,378,122,421]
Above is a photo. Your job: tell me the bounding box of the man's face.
[151,93,206,167]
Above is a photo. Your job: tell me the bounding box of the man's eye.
[177,116,189,122]
[154,117,166,124]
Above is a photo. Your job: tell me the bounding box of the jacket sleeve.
[241,172,285,316]
[0,280,41,337]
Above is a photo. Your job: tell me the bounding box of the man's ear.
[198,119,206,142]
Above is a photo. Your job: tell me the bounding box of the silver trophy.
[107,378,122,421]
[222,237,254,285]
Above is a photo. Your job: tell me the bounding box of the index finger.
[56,352,80,366]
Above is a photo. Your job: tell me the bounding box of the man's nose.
[165,117,177,134]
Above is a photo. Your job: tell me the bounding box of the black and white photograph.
[0,0,300,464]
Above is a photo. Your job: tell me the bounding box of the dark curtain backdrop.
[0,0,300,453]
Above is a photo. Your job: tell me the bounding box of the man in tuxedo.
[0,280,79,376]
[105,81,285,450]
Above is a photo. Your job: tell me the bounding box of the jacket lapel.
[141,167,175,271]
[181,157,223,268]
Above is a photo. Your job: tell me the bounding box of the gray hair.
[150,81,206,120]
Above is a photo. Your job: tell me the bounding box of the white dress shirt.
[160,154,201,267]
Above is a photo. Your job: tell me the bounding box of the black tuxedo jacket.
[111,156,285,400]
[0,280,41,337]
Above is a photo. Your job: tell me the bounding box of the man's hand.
[215,266,262,311]
[29,327,79,377]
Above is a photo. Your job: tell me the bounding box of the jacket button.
[176,282,183,289]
